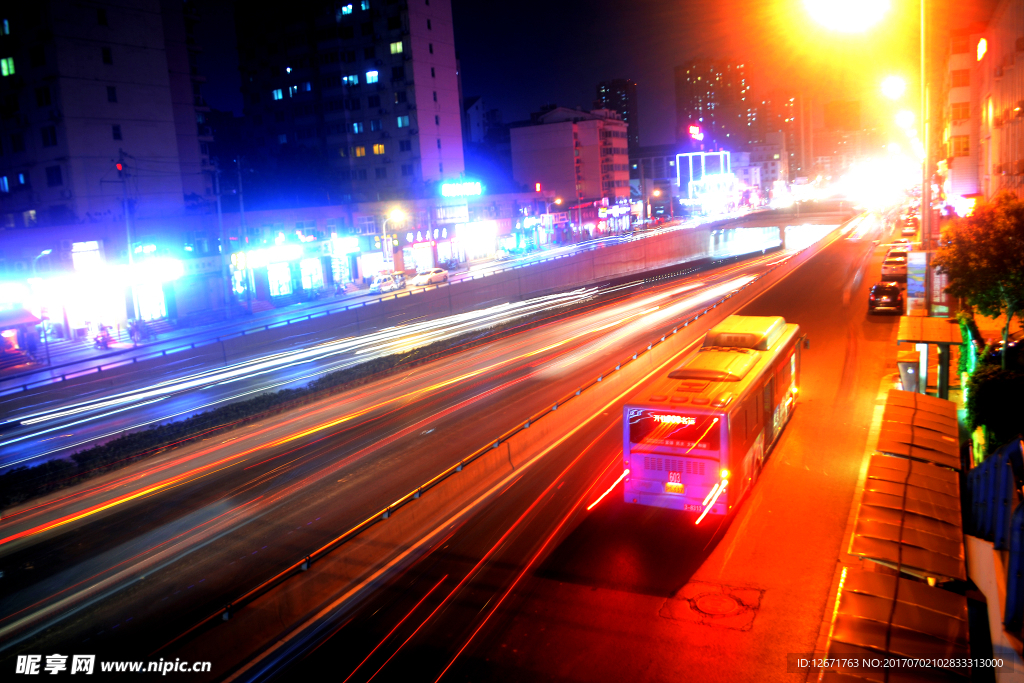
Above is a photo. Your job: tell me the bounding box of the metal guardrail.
[158,216,853,652]
[0,214,758,397]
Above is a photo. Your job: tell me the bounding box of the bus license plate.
[684,503,703,512]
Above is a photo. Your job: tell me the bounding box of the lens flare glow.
[895,110,915,129]
[881,75,906,100]
[805,0,890,33]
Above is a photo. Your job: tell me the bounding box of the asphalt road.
[273,217,898,682]
[0,245,807,666]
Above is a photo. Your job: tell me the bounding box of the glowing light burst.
[805,0,890,33]
[895,110,915,129]
[881,75,907,101]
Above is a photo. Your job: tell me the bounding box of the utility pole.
[237,156,252,313]
[119,149,140,321]
[639,157,647,225]
[213,161,233,319]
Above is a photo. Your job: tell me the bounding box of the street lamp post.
[31,249,52,366]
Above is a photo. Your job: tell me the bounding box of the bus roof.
[632,316,800,411]
[703,315,787,351]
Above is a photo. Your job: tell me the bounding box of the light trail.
[586,469,629,511]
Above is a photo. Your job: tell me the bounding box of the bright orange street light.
[803,0,890,33]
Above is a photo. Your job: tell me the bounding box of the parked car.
[868,282,903,314]
[900,225,918,237]
[884,239,912,252]
[410,267,449,286]
[369,272,404,294]
[881,255,908,280]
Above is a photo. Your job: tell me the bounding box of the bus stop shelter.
[897,316,962,400]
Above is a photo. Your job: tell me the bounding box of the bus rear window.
[627,409,721,451]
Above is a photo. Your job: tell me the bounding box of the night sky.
[199,0,984,148]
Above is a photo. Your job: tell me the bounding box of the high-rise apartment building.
[510,106,630,207]
[235,0,465,205]
[595,78,639,151]
[674,60,751,150]
[0,0,208,229]
[750,92,805,180]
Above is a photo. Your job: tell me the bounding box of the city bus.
[623,315,805,523]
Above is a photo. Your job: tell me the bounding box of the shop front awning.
[849,454,965,582]
[0,308,40,329]
[822,570,969,681]
[877,390,961,471]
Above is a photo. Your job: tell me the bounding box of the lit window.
[355,145,366,157]
[343,74,359,86]
[370,119,381,131]
[366,70,379,84]
[390,41,403,54]
[0,57,13,77]
[303,82,312,91]
[352,121,364,133]
[288,85,298,97]
[0,176,7,192]
[272,88,283,100]
[373,143,385,155]
[342,3,353,14]
[278,133,288,144]
[361,0,369,9]
[1,19,8,35]
[397,115,409,128]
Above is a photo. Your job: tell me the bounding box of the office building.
[235,0,465,205]
[595,78,639,151]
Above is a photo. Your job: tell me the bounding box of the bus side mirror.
[803,337,810,349]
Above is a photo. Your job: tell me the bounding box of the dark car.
[868,282,903,314]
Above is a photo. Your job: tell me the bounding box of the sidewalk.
[807,317,1021,682]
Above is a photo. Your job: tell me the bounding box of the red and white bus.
[622,315,805,523]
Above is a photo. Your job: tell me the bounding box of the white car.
[881,255,908,280]
[411,268,449,286]
[369,274,400,294]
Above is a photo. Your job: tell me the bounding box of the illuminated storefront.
[455,220,498,261]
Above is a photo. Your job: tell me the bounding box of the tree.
[934,191,1024,370]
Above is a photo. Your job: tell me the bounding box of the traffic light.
[116,162,124,178]
[688,125,704,142]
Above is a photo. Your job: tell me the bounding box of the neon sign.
[441,181,482,197]
[652,414,696,425]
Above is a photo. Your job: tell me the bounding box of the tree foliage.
[934,191,1024,369]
